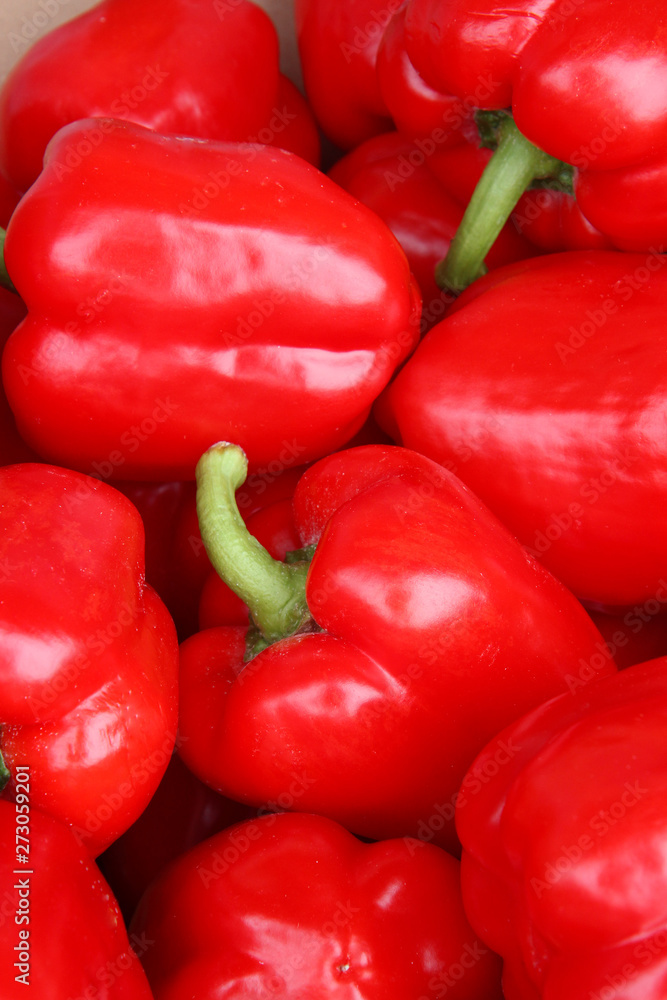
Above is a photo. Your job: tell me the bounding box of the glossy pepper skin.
[375,3,474,143]
[179,443,613,854]
[0,0,289,191]
[401,0,667,253]
[295,0,395,149]
[456,656,667,1000]
[0,463,179,856]
[373,2,611,259]
[1,118,420,480]
[131,811,503,999]
[328,130,535,331]
[0,801,153,1000]
[375,250,667,609]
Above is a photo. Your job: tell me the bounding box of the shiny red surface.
[178,445,613,855]
[131,811,503,999]
[329,130,536,331]
[402,0,667,249]
[457,657,667,999]
[2,119,420,479]
[376,251,667,607]
[0,802,153,1000]
[0,0,281,191]
[295,0,394,149]
[0,464,178,855]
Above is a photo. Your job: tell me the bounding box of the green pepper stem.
[195,443,310,643]
[0,228,17,294]
[436,116,564,295]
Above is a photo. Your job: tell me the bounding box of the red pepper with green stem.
[0,463,179,856]
[0,0,320,192]
[397,0,667,291]
[456,655,667,1000]
[0,118,420,480]
[328,130,536,331]
[375,250,667,609]
[178,442,613,855]
[131,810,503,999]
[116,461,311,642]
[0,801,154,1000]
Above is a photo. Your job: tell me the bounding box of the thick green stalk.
[195,443,310,643]
[437,116,565,295]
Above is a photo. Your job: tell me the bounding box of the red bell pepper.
[374,3,611,259]
[376,250,667,608]
[1,117,420,480]
[375,3,477,145]
[295,0,395,149]
[178,442,613,855]
[117,458,311,641]
[397,0,667,290]
[0,0,291,191]
[328,130,535,331]
[131,810,503,998]
[0,800,153,999]
[457,655,667,1000]
[0,463,179,855]
[98,754,255,922]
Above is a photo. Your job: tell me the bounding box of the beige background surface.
[0,0,300,87]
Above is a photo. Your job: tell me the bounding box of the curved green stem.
[0,228,16,294]
[195,443,311,643]
[436,115,566,295]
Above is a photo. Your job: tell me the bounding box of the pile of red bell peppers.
[0,0,666,997]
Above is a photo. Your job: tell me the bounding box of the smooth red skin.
[2,118,420,479]
[199,497,301,630]
[179,445,612,854]
[98,754,255,922]
[456,657,667,1000]
[0,464,179,855]
[131,811,502,999]
[374,5,613,254]
[295,0,395,149]
[402,0,667,249]
[0,288,36,466]
[376,5,475,143]
[0,802,153,1000]
[512,188,613,252]
[329,131,536,332]
[376,251,667,607]
[0,0,280,192]
[269,74,321,167]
